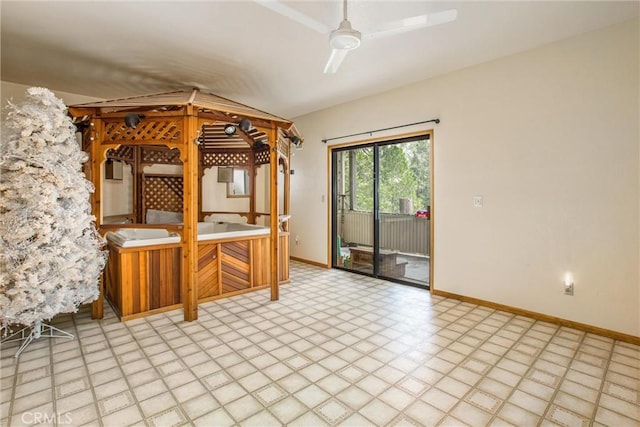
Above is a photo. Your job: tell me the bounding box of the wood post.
[269,125,279,301]
[182,110,199,321]
[90,119,105,319]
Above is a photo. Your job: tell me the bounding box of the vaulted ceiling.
[1,1,638,118]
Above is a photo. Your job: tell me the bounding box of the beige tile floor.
[1,261,639,426]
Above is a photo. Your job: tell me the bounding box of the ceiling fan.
[256,0,457,74]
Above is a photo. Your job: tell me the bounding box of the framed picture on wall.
[105,159,123,180]
[217,167,234,183]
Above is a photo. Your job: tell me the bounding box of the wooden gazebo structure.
[69,89,302,321]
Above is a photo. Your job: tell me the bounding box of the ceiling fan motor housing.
[330,19,361,50]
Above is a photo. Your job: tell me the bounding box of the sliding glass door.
[331,135,431,288]
[333,145,374,276]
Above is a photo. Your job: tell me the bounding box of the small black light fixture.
[238,119,252,132]
[223,124,237,136]
[287,135,302,147]
[124,113,145,129]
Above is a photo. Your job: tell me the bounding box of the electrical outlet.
[564,282,574,295]
[295,235,300,245]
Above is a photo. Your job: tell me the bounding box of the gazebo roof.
[69,88,291,125]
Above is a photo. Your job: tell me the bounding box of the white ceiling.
[1,1,638,118]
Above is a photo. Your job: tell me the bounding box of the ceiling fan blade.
[254,0,333,34]
[362,8,457,40]
[323,49,350,74]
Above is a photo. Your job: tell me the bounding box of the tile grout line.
[124,314,192,426]
[3,262,638,427]
[408,300,499,426]
[589,339,623,422]
[234,303,340,425]
[210,277,404,425]
[70,312,107,427]
[589,337,615,422]
[283,286,418,425]
[144,309,266,424]
[181,312,264,424]
[48,332,57,427]
[433,312,517,425]
[537,328,590,424]
[298,291,489,425]
[5,342,20,426]
[472,315,552,426]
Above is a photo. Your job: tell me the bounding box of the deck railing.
[338,210,430,256]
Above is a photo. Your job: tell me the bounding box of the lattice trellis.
[141,147,182,165]
[143,175,184,215]
[106,145,135,163]
[103,119,182,143]
[255,148,270,165]
[201,151,250,167]
[277,138,290,158]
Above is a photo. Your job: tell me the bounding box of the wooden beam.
[89,120,105,320]
[269,125,279,301]
[134,146,142,223]
[283,155,290,232]
[182,108,199,321]
[97,108,185,117]
[198,112,282,130]
[249,145,256,224]
[236,129,256,147]
[68,107,98,118]
[197,112,238,126]
[198,147,205,222]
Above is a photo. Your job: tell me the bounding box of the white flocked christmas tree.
[0,87,107,334]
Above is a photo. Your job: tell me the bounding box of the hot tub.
[197,222,270,241]
[106,228,181,248]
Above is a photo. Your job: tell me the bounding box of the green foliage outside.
[344,139,430,213]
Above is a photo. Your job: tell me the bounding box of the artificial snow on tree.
[0,87,107,337]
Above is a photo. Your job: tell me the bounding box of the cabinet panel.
[221,241,250,294]
[197,243,219,299]
[105,244,181,319]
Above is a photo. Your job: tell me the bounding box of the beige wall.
[291,19,640,336]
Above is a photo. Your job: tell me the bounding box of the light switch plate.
[473,196,483,208]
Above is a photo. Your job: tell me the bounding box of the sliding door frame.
[327,130,435,292]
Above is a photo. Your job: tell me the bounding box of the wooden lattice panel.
[141,147,182,165]
[277,137,290,158]
[255,147,270,165]
[143,175,184,215]
[201,151,250,167]
[103,119,182,143]
[106,145,135,162]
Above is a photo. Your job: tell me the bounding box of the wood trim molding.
[290,256,330,269]
[429,132,435,293]
[432,289,640,345]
